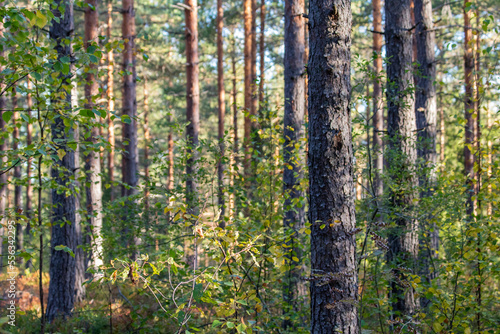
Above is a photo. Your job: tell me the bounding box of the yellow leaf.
[57,149,66,160]
[292,256,299,262]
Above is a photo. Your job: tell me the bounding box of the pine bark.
[84,0,103,274]
[185,0,200,212]
[308,0,358,332]
[243,0,252,179]
[46,0,77,322]
[107,0,115,201]
[372,0,383,197]
[414,0,438,307]
[385,0,419,318]
[258,0,265,108]
[217,0,225,226]
[283,0,306,326]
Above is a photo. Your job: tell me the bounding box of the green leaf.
[54,245,75,258]
[2,111,13,123]
[212,320,222,328]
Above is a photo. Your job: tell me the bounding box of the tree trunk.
[308,0,358,332]
[243,0,253,180]
[283,0,306,327]
[85,0,103,274]
[463,0,475,218]
[385,0,419,319]
[122,0,139,257]
[12,91,23,256]
[185,0,200,215]
[229,38,238,220]
[372,0,383,198]
[217,0,225,226]
[143,79,150,211]
[486,103,492,216]
[46,0,77,322]
[258,0,265,108]
[25,79,34,268]
[414,0,438,308]
[0,18,6,275]
[251,0,258,116]
[107,0,115,201]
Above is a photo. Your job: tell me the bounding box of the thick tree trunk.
[217,0,225,226]
[122,0,139,257]
[414,0,438,308]
[12,92,23,256]
[308,0,358,333]
[185,0,200,214]
[385,0,419,319]
[85,0,103,274]
[283,0,306,327]
[463,1,475,218]
[107,0,115,201]
[372,0,383,197]
[243,0,252,179]
[46,0,77,322]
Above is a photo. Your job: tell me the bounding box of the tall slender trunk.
[229,39,238,219]
[258,0,265,108]
[251,0,258,116]
[85,0,103,275]
[107,0,115,201]
[25,79,34,268]
[46,0,77,322]
[243,0,253,180]
[308,0,358,332]
[0,15,6,275]
[122,0,139,257]
[185,0,200,215]
[439,77,445,170]
[283,0,306,327]
[486,103,492,216]
[168,112,174,193]
[385,0,419,319]
[143,79,150,211]
[12,91,23,256]
[414,0,438,308]
[372,0,383,197]
[463,0,475,218]
[217,0,226,226]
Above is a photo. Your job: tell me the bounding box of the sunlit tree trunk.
[414,0,438,308]
[243,0,253,180]
[107,0,115,201]
[258,0,265,109]
[308,0,358,332]
[385,0,419,319]
[283,0,306,327]
[372,0,383,197]
[251,0,257,116]
[217,0,225,226]
[143,79,151,211]
[0,16,6,275]
[486,103,492,216]
[46,0,77,322]
[84,0,103,277]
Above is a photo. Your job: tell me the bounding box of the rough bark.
[84,0,103,274]
[185,0,200,215]
[308,0,358,333]
[463,1,475,218]
[283,0,306,327]
[217,0,225,226]
[46,0,77,322]
[385,0,419,319]
[107,0,115,201]
[122,0,139,257]
[414,0,438,308]
[372,0,383,197]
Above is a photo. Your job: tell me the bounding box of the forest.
[0,0,499,333]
